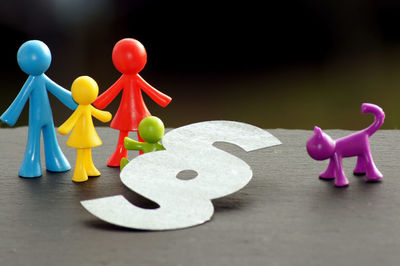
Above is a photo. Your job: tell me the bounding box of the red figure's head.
[112,38,147,74]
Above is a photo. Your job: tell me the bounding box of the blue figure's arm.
[44,75,78,110]
[0,76,35,126]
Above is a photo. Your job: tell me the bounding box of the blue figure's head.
[17,40,52,75]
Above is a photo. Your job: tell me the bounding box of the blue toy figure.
[0,40,78,178]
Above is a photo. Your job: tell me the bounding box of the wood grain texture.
[1,128,399,266]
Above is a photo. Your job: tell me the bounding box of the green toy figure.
[120,116,165,170]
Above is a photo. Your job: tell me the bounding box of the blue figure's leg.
[42,122,71,172]
[19,124,42,178]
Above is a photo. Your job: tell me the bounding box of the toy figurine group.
[0,39,171,182]
[0,38,385,187]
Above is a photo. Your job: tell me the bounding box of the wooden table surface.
[1,127,399,266]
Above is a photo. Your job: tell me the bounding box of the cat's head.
[306,126,335,160]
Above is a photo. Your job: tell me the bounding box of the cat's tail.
[362,103,385,137]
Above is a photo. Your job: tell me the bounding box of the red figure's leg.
[107,130,129,167]
[137,131,144,155]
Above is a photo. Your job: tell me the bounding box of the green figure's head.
[138,116,165,144]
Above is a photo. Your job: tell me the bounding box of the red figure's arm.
[93,76,124,109]
[137,75,172,107]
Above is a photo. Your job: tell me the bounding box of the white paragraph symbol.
[81,121,281,230]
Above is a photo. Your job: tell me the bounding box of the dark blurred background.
[1,0,400,129]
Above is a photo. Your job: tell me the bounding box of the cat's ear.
[314,126,323,138]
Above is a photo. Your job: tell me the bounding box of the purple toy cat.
[306,103,385,187]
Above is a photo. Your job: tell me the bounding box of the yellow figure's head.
[71,76,99,105]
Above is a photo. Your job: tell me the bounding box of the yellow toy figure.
[58,76,112,182]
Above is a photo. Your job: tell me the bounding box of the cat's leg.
[364,152,383,181]
[319,158,335,180]
[333,154,349,187]
[353,156,366,175]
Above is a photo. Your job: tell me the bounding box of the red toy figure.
[93,38,172,167]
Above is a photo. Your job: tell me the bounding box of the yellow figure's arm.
[91,106,112,123]
[58,106,83,135]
